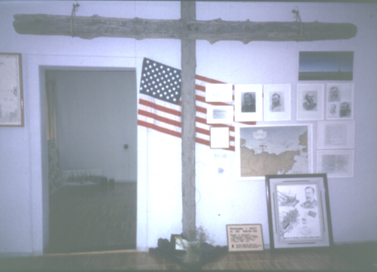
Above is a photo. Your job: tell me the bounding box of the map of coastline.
[240,126,308,177]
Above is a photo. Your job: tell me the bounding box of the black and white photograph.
[264,84,291,121]
[206,105,233,124]
[205,83,233,102]
[299,51,354,81]
[266,174,333,249]
[317,150,354,178]
[326,83,354,120]
[296,84,324,120]
[317,121,355,149]
[234,84,263,122]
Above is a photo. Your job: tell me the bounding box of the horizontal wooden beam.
[13,14,357,43]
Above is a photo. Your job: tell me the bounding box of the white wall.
[0,1,376,255]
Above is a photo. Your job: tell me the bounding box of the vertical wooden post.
[181,1,196,236]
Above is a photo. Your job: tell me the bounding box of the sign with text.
[226,224,264,252]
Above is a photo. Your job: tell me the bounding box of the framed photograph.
[299,51,353,81]
[207,105,233,124]
[210,126,229,149]
[317,121,355,149]
[317,150,354,178]
[326,83,354,120]
[296,84,324,121]
[234,84,263,122]
[205,83,233,102]
[0,53,24,126]
[226,224,264,252]
[236,124,312,179]
[265,173,333,249]
[263,84,291,121]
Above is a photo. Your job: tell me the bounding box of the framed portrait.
[226,224,264,252]
[0,53,24,126]
[317,121,355,149]
[236,124,312,179]
[265,173,333,250]
[207,105,233,124]
[316,150,354,178]
[263,84,291,121]
[210,126,230,149]
[326,83,354,120]
[299,51,353,81]
[234,84,263,122]
[205,83,233,102]
[296,84,324,121]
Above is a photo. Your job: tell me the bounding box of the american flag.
[137,58,256,151]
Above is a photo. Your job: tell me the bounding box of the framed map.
[0,53,24,126]
[236,125,312,179]
[265,174,333,249]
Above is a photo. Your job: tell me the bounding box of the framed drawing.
[236,124,312,179]
[226,224,264,252]
[234,84,263,122]
[317,150,354,178]
[207,105,233,124]
[326,83,354,120]
[296,84,324,121]
[265,173,333,249]
[0,53,24,126]
[205,83,233,102]
[210,126,229,149]
[263,84,291,121]
[317,121,355,149]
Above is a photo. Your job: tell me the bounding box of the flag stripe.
[138,109,181,128]
[139,98,181,117]
[137,120,181,138]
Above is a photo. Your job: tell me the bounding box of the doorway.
[45,69,137,253]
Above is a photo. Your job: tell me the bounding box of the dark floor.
[46,182,137,254]
[0,243,376,271]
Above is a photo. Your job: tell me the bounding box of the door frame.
[27,55,148,254]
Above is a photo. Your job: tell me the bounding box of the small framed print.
[317,121,355,149]
[265,173,333,250]
[317,150,354,178]
[234,84,263,122]
[264,84,291,121]
[207,105,233,124]
[210,126,229,149]
[296,84,324,121]
[226,224,264,252]
[0,53,24,126]
[205,83,233,102]
[326,83,354,120]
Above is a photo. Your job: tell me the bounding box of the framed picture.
[263,84,291,121]
[326,83,354,120]
[210,126,230,149]
[236,124,312,179]
[296,84,324,121]
[234,84,263,122]
[207,105,233,124]
[317,150,354,178]
[317,121,355,149]
[265,174,333,249]
[205,83,233,102]
[299,51,353,81]
[226,224,264,252]
[0,53,24,126]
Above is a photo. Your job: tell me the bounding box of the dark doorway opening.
[44,69,137,253]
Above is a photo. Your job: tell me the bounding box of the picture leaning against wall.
[236,125,312,179]
[265,174,333,249]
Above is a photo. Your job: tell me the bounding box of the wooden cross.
[13,1,357,236]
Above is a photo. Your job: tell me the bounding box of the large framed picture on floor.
[265,173,333,250]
